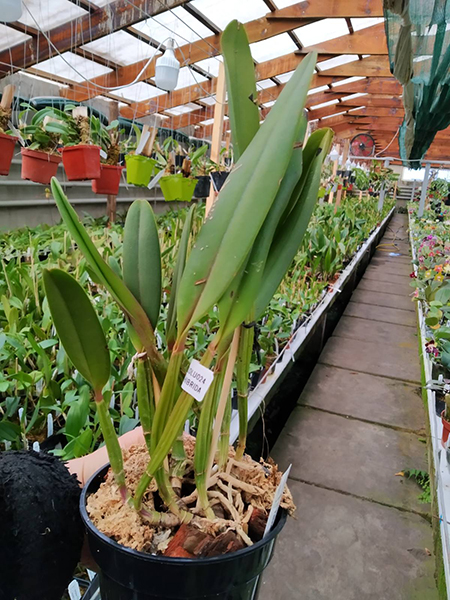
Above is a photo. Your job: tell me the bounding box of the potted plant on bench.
[42,21,332,600]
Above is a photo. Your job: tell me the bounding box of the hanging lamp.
[155,39,180,92]
[1,0,22,22]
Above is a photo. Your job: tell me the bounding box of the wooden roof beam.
[299,23,388,55]
[266,0,383,18]
[0,0,189,77]
[317,56,391,78]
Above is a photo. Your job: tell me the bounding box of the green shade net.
[384,0,450,166]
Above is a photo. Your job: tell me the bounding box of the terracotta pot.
[62,145,101,181]
[21,147,62,185]
[92,164,124,195]
[0,132,17,176]
[441,411,450,447]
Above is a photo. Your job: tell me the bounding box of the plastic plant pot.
[125,154,157,187]
[211,171,229,192]
[193,175,210,198]
[21,147,62,185]
[62,145,101,181]
[92,164,124,196]
[160,173,198,202]
[81,465,287,600]
[0,132,17,176]
[441,411,450,447]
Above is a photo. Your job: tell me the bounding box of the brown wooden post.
[1,84,15,113]
[206,61,226,218]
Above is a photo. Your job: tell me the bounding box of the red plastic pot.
[21,147,62,185]
[0,132,17,176]
[441,411,450,447]
[92,164,124,195]
[62,145,101,181]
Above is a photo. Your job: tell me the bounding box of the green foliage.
[403,468,431,503]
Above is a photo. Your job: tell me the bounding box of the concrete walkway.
[261,212,439,600]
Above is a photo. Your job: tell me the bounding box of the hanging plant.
[0,85,18,177]
[91,117,125,196]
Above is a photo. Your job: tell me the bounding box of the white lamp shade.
[154,40,180,92]
[1,0,22,22]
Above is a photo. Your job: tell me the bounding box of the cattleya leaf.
[123,200,162,329]
[221,20,260,160]
[255,128,334,318]
[166,204,195,351]
[43,268,110,391]
[177,51,317,336]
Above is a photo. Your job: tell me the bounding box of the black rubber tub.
[81,465,287,600]
[211,171,229,192]
[193,175,210,198]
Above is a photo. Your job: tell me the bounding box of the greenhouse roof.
[1,0,448,161]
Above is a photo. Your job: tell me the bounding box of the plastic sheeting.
[384,0,450,165]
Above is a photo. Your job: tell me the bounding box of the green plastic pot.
[160,173,198,202]
[125,154,157,187]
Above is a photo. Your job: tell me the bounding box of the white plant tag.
[148,168,164,190]
[99,149,108,159]
[181,359,214,402]
[47,413,53,437]
[135,130,150,155]
[68,580,81,600]
[32,441,40,452]
[264,464,291,537]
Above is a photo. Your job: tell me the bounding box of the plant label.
[264,464,291,537]
[100,149,108,160]
[181,359,214,403]
[135,130,150,155]
[8,121,25,146]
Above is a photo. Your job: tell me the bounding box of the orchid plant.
[41,22,333,532]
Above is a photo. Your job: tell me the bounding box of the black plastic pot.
[211,171,229,192]
[194,175,210,198]
[81,465,287,600]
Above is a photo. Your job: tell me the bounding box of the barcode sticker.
[181,359,214,402]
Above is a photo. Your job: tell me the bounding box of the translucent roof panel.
[343,93,368,101]
[308,85,330,95]
[276,70,295,84]
[34,52,113,84]
[257,79,277,89]
[317,55,359,71]
[81,31,159,67]
[174,67,208,91]
[200,95,216,106]
[165,103,200,116]
[322,110,347,120]
[111,82,167,103]
[264,100,276,108]
[310,99,339,110]
[193,56,223,78]
[332,76,366,87]
[295,19,349,47]
[351,18,385,32]
[19,0,87,31]
[250,33,297,62]
[0,25,31,53]
[133,6,213,48]
[190,0,268,30]
[200,116,229,126]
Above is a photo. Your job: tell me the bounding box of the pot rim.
[0,132,18,141]
[81,463,287,566]
[21,147,62,162]
[160,173,198,183]
[61,144,101,152]
[99,163,124,171]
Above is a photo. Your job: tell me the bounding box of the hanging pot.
[92,164,124,196]
[210,171,229,192]
[62,145,101,181]
[21,147,62,185]
[125,154,157,187]
[160,173,198,202]
[81,465,287,600]
[193,175,210,198]
[0,132,17,176]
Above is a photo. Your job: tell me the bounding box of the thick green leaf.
[254,128,334,317]
[221,20,260,160]
[166,204,195,350]
[177,52,317,334]
[43,268,110,391]
[123,200,162,329]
